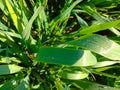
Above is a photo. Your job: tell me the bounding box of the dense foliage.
[0,0,120,89]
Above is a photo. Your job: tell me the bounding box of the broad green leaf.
[59,71,89,80]
[0,64,23,75]
[79,19,120,35]
[35,47,97,66]
[67,34,120,60]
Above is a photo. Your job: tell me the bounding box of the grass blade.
[5,0,24,33]
[79,19,120,35]
[22,6,41,40]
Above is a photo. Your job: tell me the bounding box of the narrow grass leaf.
[75,13,88,27]
[80,3,105,22]
[0,22,8,30]
[92,61,118,68]
[35,47,97,66]
[14,76,29,90]
[0,64,23,75]
[0,79,18,90]
[5,0,24,33]
[0,30,21,39]
[39,6,49,34]
[50,0,82,31]
[79,19,120,35]
[22,6,41,40]
[67,34,120,60]
[94,66,120,72]
[0,0,8,15]
[80,3,120,36]
[18,0,30,25]
[73,80,120,90]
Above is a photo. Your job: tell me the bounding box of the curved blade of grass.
[94,66,120,72]
[59,71,88,80]
[35,47,97,66]
[79,19,120,35]
[67,34,120,60]
[80,3,120,36]
[22,6,41,40]
[50,0,82,31]
[73,80,120,90]
[75,13,88,27]
[92,61,118,68]
[5,0,24,33]
[0,64,23,75]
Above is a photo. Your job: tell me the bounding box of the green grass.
[0,0,120,89]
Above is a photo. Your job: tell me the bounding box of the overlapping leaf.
[67,34,120,60]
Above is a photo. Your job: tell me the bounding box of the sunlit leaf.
[0,22,8,30]
[67,34,120,60]
[5,0,24,33]
[0,64,23,75]
[35,47,97,66]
